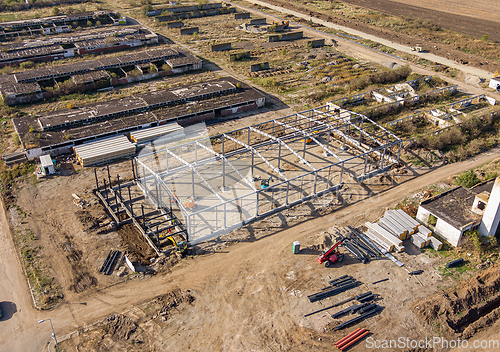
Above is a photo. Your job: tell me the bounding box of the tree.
[52,7,60,16]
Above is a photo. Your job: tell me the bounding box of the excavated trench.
[448,293,500,333]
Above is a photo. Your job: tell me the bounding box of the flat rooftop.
[0,11,114,29]
[36,78,238,130]
[13,77,265,150]
[13,48,180,83]
[0,25,151,53]
[420,179,495,229]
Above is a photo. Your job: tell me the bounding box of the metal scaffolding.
[134,104,403,244]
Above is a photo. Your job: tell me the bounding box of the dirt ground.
[385,0,500,23]
[413,263,500,340]
[247,0,500,73]
[339,0,500,41]
[2,144,500,351]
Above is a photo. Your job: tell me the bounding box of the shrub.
[428,214,437,226]
[20,61,34,69]
[455,170,480,188]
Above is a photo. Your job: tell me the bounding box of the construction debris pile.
[364,209,442,253]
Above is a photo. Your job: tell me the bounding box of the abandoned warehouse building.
[13,77,265,159]
[0,10,126,41]
[0,25,158,67]
[0,47,201,105]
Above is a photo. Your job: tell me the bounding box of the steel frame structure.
[134,104,402,244]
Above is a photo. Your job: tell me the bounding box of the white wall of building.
[479,177,500,237]
[417,205,464,247]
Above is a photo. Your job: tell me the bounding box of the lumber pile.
[362,209,441,253]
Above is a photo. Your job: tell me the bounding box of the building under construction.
[134,104,403,245]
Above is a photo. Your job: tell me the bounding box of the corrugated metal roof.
[130,123,183,143]
[74,135,135,166]
[40,155,53,168]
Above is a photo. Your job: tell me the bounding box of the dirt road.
[232,0,496,79]
[0,197,45,351]
[2,145,500,351]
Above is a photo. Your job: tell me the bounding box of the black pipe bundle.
[308,281,360,303]
[333,305,383,331]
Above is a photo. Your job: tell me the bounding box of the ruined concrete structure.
[0,48,201,105]
[0,11,125,41]
[0,25,158,67]
[13,78,265,158]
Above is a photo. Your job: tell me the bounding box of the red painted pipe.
[336,328,366,348]
[334,328,362,347]
[336,329,366,349]
[340,331,370,351]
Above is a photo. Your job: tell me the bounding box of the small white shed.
[489,77,500,91]
[40,155,55,175]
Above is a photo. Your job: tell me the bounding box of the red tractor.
[317,239,344,267]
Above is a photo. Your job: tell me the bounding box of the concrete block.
[396,209,421,228]
[365,222,403,247]
[267,24,284,32]
[250,18,267,25]
[385,211,415,235]
[167,21,184,28]
[365,230,394,252]
[379,218,406,239]
[211,42,232,52]
[250,62,269,72]
[268,31,303,42]
[429,236,443,250]
[235,12,250,19]
[307,39,325,48]
[180,27,199,35]
[229,51,250,61]
[411,234,426,249]
[418,225,432,238]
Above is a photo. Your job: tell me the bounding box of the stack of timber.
[74,135,136,167]
[129,123,184,144]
